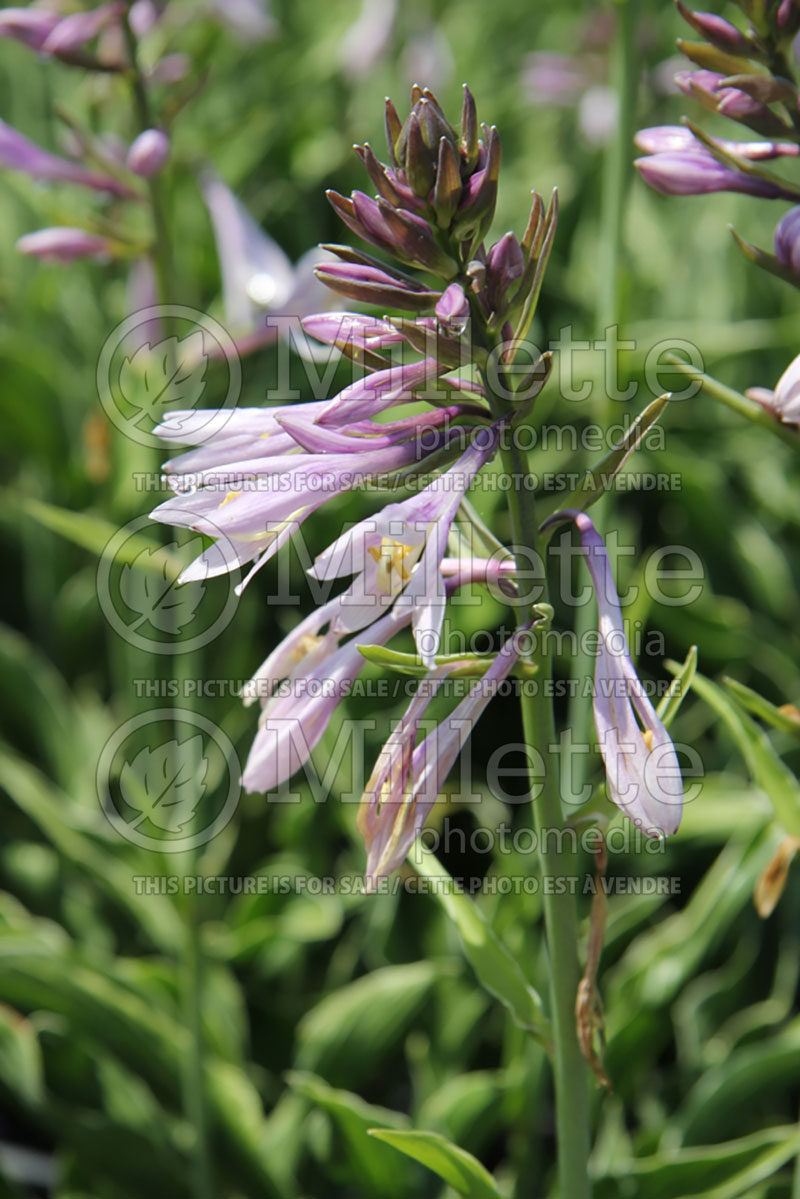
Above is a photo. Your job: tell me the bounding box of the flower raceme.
[542,510,683,836]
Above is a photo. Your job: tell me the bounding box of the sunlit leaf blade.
[367,1128,503,1199]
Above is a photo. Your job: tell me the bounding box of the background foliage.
[0,0,799,1195]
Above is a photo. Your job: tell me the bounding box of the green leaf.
[118,541,205,632]
[683,671,800,837]
[541,392,670,519]
[367,1129,503,1199]
[357,644,498,678]
[658,646,698,728]
[724,676,800,739]
[119,332,207,425]
[18,496,180,576]
[296,962,440,1085]
[118,735,208,833]
[287,1071,411,1195]
[595,1124,800,1199]
[0,1004,43,1108]
[414,846,550,1041]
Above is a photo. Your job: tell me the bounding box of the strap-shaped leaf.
[367,1129,503,1199]
[414,845,550,1041]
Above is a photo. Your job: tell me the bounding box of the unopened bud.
[126,128,169,177]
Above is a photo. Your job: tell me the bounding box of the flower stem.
[481,371,592,1197]
[121,12,211,1199]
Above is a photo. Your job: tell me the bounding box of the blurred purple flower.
[338,0,396,79]
[635,143,795,198]
[40,2,123,56]
[635,125,799,161]
[16,227,112,261]
[200,170,340,359]
[207,0,276,43]
[126,128,169,177]
[0,118,136,196]
[0,7,60,49]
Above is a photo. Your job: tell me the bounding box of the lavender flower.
[0,8,61,50]
[39,2,123,57]
[774,207,800,278]
[126,128,169,178]
[634,144,794,199]
[542,510,683,835]
[747,352,800,425]
[359,629,524,883]
[16,227,112,261]
[0,119,135,196]
[309,426,501,664]
[239,559,497,795]
[635,126,799,162]
[200,171,339,358]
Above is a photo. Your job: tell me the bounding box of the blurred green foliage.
[0,0,799,1196]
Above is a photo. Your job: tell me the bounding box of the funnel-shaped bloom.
[239,561,494,795]
[309,425,500,664]
[359,629,524,884]
[543,510,683,835]
[746,350,800,425]
[200,171,339,359]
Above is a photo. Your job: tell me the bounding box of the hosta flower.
[309,425,500,664]
[16,227,113,261]
[200,171,339,359]
[126,128,169,178]
[0,118,135,196]
[774,207,800,279]
[542,510,683,835]
[359,628,524,884]
[746,351,800,425]
[151,372,472,589]
[635,143,794,198]
[635,126,799,162]
[240,559,498,795]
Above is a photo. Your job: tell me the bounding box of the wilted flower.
[542,510,683,835]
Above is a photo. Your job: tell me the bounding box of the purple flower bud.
[776,0,800,35]
[315,260,440,312]
[775,207,800,277]
[676,69,788,135]
[0,8,61,50]
[16,227,112,261]
[40,2,123,56]
[435,283,470,335]
[486,231,524,313]
[635,149,794,199]
[126,128,170,177]
[676,3,751,55]
[635,125,800,161]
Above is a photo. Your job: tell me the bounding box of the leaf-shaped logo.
[118,331,207,425]
[119,540,205,634]
[119,735,208,833]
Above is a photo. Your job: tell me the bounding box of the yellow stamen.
[368,538,422,595]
